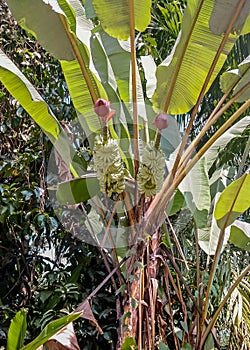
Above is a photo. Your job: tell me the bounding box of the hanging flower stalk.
[137,114,169,197]
[93,99,125,197]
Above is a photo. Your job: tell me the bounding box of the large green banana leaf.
[57,0,107,114]
[7,309,26,350]
[5,0,106,134]
[0,49,82,176]
[92,0,152,40]
[229,220,250,252]
[198,193,230,255]
[179,157,211,228]
[215,173,250,229]
[90,33,132,141]
[5,0,74,60]
[153,0,250,114]
[99,31,131,102]
[21,313,81,350]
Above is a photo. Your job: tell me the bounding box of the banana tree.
[1,0,250,349]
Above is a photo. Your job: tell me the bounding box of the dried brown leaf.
[75,300,103,334]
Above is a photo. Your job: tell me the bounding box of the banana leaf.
[92,0,152,40]
[152,0,250,114]
[6,0,107,134]
[214,173,250,229]
[0,49,82,176]
[220,55,250,102]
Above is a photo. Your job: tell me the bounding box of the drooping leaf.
[7,309,27,350]
[100,31,131,102]
[214,174,250,229]
[6,0,107,134]
[56,175,100,205]
[209,167,237,201]
[90,31,131,138]
[209,0,250,35]
[54,0,108,131]
[166,189,185,216]
[179,157,211,228]
[220,55,250,102]
[198,193,230,255]
[5,0,74,60]
[153,0,249,114]
[0,50,81,176]
[21,313,82,350]
[75,300,103,334]
[229,220,250,252]
[61,59,102,133]
[92,0,152,40]
[161,115,182,156]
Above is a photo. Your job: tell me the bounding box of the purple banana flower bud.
[153,113,169,130]
[94,98,115,122]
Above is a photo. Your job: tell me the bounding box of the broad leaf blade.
[21,313,81,350]
[198,194,230,255]
[6,0,74,60]
[121,336,137,350]
[229,220,250,252]
[153,0,249,114]
[220,55,250,102]
[7,310,27,350]
[214,174,250,229]
[75,300,103,334]
[54,0,108,130]
[92,0,152,40]
[100,31,131,102]
[61,59,101,132]
[56,175,100,204]
[209,0,250,35]
[0,50,81,175]
[179,157,211,228]
[7,0,107,133]
[90,32,132,147]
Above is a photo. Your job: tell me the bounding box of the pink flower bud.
[94,98,115,122]
[94,98,110,117]
[153,113,169,130]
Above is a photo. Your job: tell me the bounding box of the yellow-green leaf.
[153,0,249,114]
[56,175,100,205]
[92,0,152,40]
[0,49,81,176]
[229,220,250,252]
[7,310,27,350]
[6,0,74,60]
[21,313,81,350]
[220,55,250,102]
[214,174,250,229]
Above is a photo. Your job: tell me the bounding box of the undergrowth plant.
[0,0,250,349]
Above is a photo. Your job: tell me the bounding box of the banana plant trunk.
[117,196,164,350]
